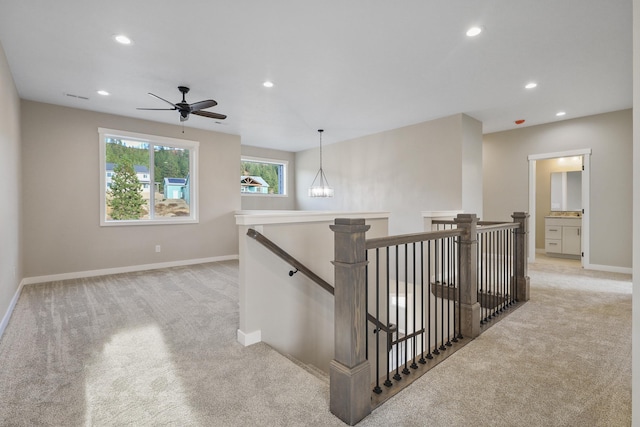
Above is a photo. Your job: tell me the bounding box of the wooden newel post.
[454,213,480,338]
[329,218,372,425]
[512,212,530,302]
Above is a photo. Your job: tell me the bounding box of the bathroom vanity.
[544,216,581,258]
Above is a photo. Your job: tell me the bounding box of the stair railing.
[329,212,530,425]
[245,212,530,426]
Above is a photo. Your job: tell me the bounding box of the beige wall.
[240,145,296,210]
[295,113,483,235]
[484,109,632,269]
[21,101,241,278]
[461,114,484,216]
[238,215,389,373]
[0,41,22,329]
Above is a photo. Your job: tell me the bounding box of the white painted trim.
[0,280,24,339]
[235,210,390,226]
[22,255,238,285]
[581,155,591,268]
[528,159,537,263]
[528,148,592,161]
[237,329,262,346]
[584,263,632,275]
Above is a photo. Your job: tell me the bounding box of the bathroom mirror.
[550,171,582,211]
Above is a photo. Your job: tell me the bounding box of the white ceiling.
[0,1,631,152]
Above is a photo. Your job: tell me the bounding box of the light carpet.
[0,259,631,426]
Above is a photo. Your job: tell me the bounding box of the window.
[99,128,199,225]
[241,156,287,196]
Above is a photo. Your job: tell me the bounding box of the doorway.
[528,149,592,267]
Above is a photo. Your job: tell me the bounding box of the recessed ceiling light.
[525,82,537,89]
[114,34,132,45]
[97,90,110,96]
[466,26,482,37]
[556,111,566,117]
[263,81,274,88]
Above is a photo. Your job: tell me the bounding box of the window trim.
[99,128,200,226]
[241,155,288,197]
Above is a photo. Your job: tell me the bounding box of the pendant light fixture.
[308,129,334,198]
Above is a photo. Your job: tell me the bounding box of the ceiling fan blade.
[137,107,177,111]
[192,110,227,120]
[148,92,178,108]
[189,99,217,112]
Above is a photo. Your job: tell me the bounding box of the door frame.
[528,148,592,266]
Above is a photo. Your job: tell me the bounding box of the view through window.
[99,128,199,225]
[241,157,287,195]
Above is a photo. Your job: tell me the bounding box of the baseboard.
[0,280,24,339]
[237,329,262,346]
[584,263,632,275]
[22,254,239,285]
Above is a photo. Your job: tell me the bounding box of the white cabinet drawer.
[545,226,562,239]
[545,239,562,253]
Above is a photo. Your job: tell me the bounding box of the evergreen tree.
[108,160,145,220]
[241,161,279,193]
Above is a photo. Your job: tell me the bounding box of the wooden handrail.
[476,223,519,234]
[365,228,462,250]
[433,219,510,226]
[246,228,396,335]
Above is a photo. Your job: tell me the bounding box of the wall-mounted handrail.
[246,228,334,294]
[246,228,395,335]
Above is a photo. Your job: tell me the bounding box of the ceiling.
[0,1,631,152]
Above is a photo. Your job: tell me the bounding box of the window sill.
[100,218,198,226]
[241,193,288,198]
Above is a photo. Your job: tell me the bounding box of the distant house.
[106,162,150,192]
[241,175,269,194]
[164,177,187,199]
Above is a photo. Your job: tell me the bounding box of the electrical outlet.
[155,245,161,253]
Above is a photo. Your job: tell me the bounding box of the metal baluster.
[509,229,514,306]
[479,233,485,324]
[420,242,427,364]
[402,244,410,375]
[433,239,440,355]
[426,241,433,359]
[366,250,369,357]
[411,242,419,369]
[439,238,446,352]
[373,248,382,394]
[497,230,502,313]
[446,236,452,347]
[491,232,497,319]
[457,234,463,339]
[384,246,392,387]
[502,229,507,311]
[393,245,402,381]
[452,235,459,342]
[495,231,500,316]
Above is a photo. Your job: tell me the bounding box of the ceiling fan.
[137,86,227,122]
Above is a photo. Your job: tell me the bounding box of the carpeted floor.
[0,259,631,426]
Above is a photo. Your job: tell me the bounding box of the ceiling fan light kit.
[137,86,226,123]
